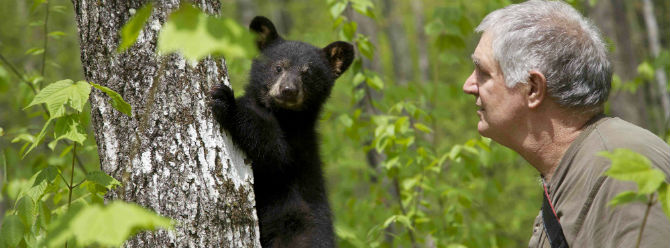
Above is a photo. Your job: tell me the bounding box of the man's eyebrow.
[471,54,481,67]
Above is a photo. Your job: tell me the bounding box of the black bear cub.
[211,16,354,247]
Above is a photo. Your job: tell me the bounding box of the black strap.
[542,190,569,248]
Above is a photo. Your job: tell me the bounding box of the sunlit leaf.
[90,82,132,116]
[33,166,58,186]
[1,215,25,247]
[607,191,647,207]
[85,171,121,190]
[157,4,256,65]
[118,3,154,52]
[25,47,44,55]
[16,196,36,229]
[23,118,52,157]
[356,37,374,60]
[382,215,413,230]
[49,114,87,150]
[414,123,433,133]
[46,201,173,247]
[659,184,670,222]
[25,79,91,119]
[636,61,654,80]
[365,72,384,91]
[47,31,66,39]
[342,21,357,41]
[601,149,666,194]
[329,1,347,19]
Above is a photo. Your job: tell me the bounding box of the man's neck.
[515,111,594,182]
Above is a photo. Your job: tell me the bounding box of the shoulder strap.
[542,188,569,248]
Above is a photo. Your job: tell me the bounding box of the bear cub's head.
[247,16,354,112]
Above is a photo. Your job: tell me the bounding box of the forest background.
[0,0,668,247]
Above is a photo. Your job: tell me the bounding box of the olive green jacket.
[528,116,670,248]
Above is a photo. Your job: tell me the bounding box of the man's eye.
[275,66,282,73]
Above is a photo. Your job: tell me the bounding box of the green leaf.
[356,37,374,60]
[1,215,25,247]
[90,82,132,116]
[49,115,87,150]
[85,171,121,190]
[338,114,353,128]
[382,215,414,231]
[414,123,433,133]
[601,149,666,194]
[0,66,9,93]
[607,191,647,207]
[329,1,347,18]
[118,3,154,52]
[23,118,52,157]
[637,62,654,80]
[342,21,357,41]
[659,184,670,222]
[34,166,59,186]
[47,31,66,39]
[25,47,44,56]
[25,79,92,119]
[365,72,384,91]
[157,4,256,65]
[16,196,36,229]
[46,202,173,247]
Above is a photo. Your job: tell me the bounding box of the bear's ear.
[250,16,282,50]
[323,41,354,78]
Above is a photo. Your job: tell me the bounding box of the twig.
[40,0,50,88]
[393,177,418,248]
[0,52,37,93]
[65,142,77,248]
[635,193,655,248]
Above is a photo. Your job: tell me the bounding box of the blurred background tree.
[1,0,668,247]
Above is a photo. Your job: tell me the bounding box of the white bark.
[641,0,670,128]
[71,0,260,246]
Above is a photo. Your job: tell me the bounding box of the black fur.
[211,16,354,248]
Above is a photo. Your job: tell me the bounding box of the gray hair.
[476,0,612,109]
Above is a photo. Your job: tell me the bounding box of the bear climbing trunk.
[71,0,260,246]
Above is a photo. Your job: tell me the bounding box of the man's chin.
[477,121,490,137]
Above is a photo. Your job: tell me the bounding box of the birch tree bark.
[71,0,260,246]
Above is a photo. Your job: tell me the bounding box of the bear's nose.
[281,85,298,99]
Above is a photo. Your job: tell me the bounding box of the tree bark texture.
[71,1,260,247]
[641,0,670,130]
[588,0,649,128]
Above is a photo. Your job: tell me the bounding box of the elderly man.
[462,1,670,247]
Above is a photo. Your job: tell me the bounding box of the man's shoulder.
[581,116,670,172]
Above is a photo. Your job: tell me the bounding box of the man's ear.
[249,16,282,50]
[527,70,547,109]
[323,41,354,78]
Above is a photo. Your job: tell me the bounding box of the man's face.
[462,32,527,141]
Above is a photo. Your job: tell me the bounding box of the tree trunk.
[71,1,260,247]
[588,0,649,127]
[641,0,670,132]
[411,0,430,83]
[382,0,412,86]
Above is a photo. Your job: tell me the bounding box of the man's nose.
[463,71,478,95]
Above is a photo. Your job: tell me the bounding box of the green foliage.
[601,149,666,195]
[118,3,154,52]
[601,149,670,222]
[156,3,256,65]
[45,201,173,247]
[1,1,173,247]
[90,82,132,116]
[24,79,91,119]
[1,215,25,247]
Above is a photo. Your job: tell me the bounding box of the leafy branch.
[601,149,670,248]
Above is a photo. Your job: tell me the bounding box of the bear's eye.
[275,66,282,73]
